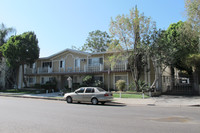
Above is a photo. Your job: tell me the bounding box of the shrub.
[116,80,126,91]
[93,80,103,87]
[82,75,93,86]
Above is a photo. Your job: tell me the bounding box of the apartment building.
[18,49,156,91]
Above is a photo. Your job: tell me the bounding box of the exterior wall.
[22,49,156,92]
[53,61,59,72]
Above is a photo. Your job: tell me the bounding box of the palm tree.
[0,23,16,45]
[0,23,16,57]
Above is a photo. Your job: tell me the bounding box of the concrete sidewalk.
[0,92,200,107]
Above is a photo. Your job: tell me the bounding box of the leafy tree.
[1,32,40,87]
[82,30,111,53]
[150,21,198,90]
[164,21,198,77]
[185,0,200,93]
[150,29,169,89]
[185,0,200,34]
[108,6,155,91]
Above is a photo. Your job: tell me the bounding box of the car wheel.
[101,102,105,105]
[66,96,72,103]
[91,98,98,105]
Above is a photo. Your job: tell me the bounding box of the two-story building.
[17,49,157,91]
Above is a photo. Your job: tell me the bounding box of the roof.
[38,48,90,60]
[38,48,127,60]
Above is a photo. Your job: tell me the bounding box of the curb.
[0,94,65,101]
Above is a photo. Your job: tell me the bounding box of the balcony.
[25,63,128,75]
[38,67,52,73]
[25,68,37,74]
[111,62,128,71]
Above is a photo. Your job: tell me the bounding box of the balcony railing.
[38,67,52,73]
[25,68,37,74]
[25,63,128,74]
[111,62,127,71]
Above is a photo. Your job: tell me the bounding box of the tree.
[185,0,200,33]
[185,0,200,94]
[150,21,198,90]
[0,23,15,57]
[1,32,40,88]
[165,21,198,71]
[0,23,16,89]
[150,29,169,89]
[108,6,154,91]
[82,30,111,53]
[164,21,198,89]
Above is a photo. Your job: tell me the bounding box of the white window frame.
[88,57,103,66]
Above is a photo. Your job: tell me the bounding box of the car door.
[83,88,95,102]
[73,88,85,101]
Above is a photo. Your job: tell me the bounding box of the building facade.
[17,49,158,91]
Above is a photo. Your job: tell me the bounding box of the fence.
[161,75,197,95]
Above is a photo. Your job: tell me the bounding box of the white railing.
[25,63,128,74]
[25,68,37,74]
[38,67,52,74]
[112,62,127,71]
[86,64,103,72]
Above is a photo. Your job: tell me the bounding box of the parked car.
[63,87,113,105]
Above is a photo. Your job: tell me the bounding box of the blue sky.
[0,0,186,57]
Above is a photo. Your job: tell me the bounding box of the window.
[29,63,36,68]
[60,61,63,68]
[88,58,103,66]
[41,77,44,84]
[85,88,95,93]
[73,76,78,83]
[76,88,85,93]
[41,77,53,84]
[75,59,80,67]
[94,76,103,82]
[96,87,105,92]
[29,77,35,84]
[42,62,52,68]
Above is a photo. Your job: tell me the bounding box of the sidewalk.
[0,92,64,101]
[0,92,200,107]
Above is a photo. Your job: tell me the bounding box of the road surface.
[0,97,200,133]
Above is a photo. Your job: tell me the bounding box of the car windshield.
[96,87,105,92]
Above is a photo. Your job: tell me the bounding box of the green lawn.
[113,93,149,98]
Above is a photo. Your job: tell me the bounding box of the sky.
[0,0,186,58]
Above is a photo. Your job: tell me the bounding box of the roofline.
[38,48,131,60]
[38,48,90,60]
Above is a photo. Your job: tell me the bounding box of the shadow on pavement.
[67,102,126,107]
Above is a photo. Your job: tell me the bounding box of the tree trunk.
[193,68,199,94]
[22,64,27,88]
[170,66,175,91]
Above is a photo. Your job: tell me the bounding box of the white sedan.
[63,87,113,105]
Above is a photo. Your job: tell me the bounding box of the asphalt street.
[0,97,200,133]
